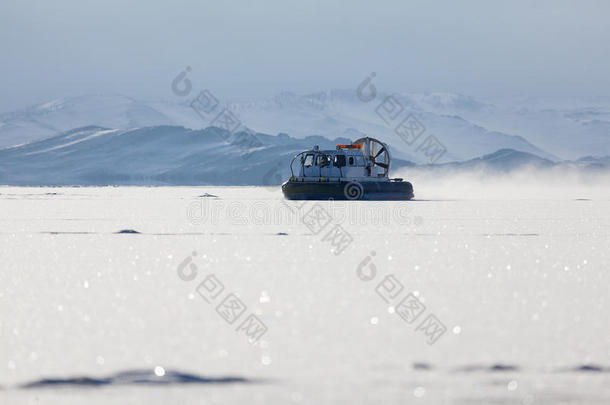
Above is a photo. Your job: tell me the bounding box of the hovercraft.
[282,137,414,200]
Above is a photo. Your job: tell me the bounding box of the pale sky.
[1,0,609,113]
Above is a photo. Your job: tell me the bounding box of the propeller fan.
[354,137,391,176]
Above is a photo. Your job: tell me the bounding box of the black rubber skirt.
[282,180,414,200]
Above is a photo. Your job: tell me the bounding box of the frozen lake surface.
[1,185,609,404]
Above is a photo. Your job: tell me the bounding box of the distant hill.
[0,125,606,186]
[411,148,610,176]
[0,125,410,186]
[436,149,554,172]
[0,92,566,163]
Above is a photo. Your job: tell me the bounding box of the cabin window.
[334,154,346,167]
[316,155,330,166]
[304,154,314,167]
[348,156,354,165]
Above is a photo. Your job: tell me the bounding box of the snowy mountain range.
[0,91,608,185]
[0,125,607,186]
[0,126,356,186]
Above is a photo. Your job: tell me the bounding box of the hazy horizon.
[2,0,610,113]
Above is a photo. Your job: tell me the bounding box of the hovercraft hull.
[282,180,414,201]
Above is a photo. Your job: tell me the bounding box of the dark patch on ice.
[574,198,592,201]
[572,364,605,372]
[37,231,250,236]
[489,364,519,372]
[412,362,433,371]
[23,377,107,388]
[198,193,218,198]
[0,192,62,197]
[115,229,141,234]
[276,232,289,235]
[20,369,254,389]
[562,364,608,373]
[455,364,520,373]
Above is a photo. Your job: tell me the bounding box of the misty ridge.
[400,164,610,200]
[0,125,608,191]
[0,91,609,188]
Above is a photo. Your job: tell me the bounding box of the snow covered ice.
[3,1,610,403]
[1,181,609,404]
